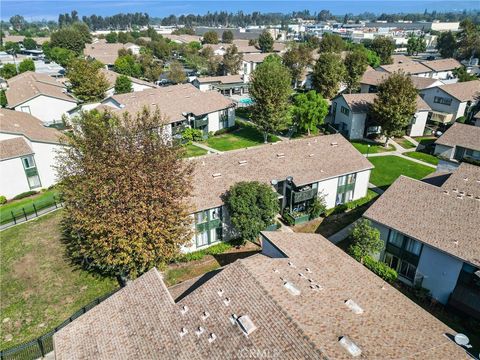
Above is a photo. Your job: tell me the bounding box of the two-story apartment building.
[420,58,462,80]
[329,93,431,138]
[192,74,248,96]
[0,109,63,199]
[364,163,480,319]
[100,68,157,97]
[5,71,77,125]
[420,80,480,123]
[186,134,373,252]
[241,53,274,82]
[84,39,140,66]
[434,122,480,164]
[359,70,443,94]
[96,84,235,138]
[53,231,470,359]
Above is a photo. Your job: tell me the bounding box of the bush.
[349,245,398,283]
[214,124,239,136]
[12,190,38,200]
[0,195,6,205]
[182,127,204,143]
[177,242,232,262]
[307,196,327,219]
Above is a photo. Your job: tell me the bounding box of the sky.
[1,0,479,21]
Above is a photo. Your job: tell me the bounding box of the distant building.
[99,68,157,97]
[192,74,247,96]
[84,41,141,66]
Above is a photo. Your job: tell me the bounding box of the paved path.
[403,135,419,147]
[192,142,222,154]
[328,219,361,244]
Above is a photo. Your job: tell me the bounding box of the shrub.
[0,195,6,205]
[177,242,232,262]
[349,245,398,283]
[182,127,204,143]
[12,190,38,200]
[307,195,327,219]
[214,124,239,135]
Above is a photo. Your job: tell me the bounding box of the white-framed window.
[387,230,403,248]
[22,155,36,169]
[433,96,452,106]
[27,175,41,189]
[195,210,209,224]
[405,238,421,256]
[196,230,209,247]
[399,261,417,281]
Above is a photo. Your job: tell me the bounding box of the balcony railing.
[337,182,355,194]
[293,188,317,203]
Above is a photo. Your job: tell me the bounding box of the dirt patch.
[12,253,40,285]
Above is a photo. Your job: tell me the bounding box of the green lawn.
[350,140,395,154]
[404,151,439,166]
[0,211,117,349]
[0,189,60,225]
[205,124,280,151]
[394,137,417,149]
[183,144,208,157]
[414,136,437,147]
[368,155,435,190]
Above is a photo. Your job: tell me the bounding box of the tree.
[168,60,186,84]
[222,45,243,75]
[56,109,193,280]
[202,31,219,44]
[344,49,368,93]
[67,59,109,101]
[456,19,480,60]
[258,30,274,52]
[452,66,478,82]
[369,72,418,144]
[222,30,234,44]
[18,59,35,73]
[436,31,457,58]
[282,43,312,88]
[50,27,88,54]
[348,219,383,264]
[0,90,7,108]
[250,55,292,142]
[9,15,26,31]
[49,47,76,67]
[0,63,17,79]
[23,37,37,50]
[312,52,346,99]
[291,91,329,135]
[105,32,118,43]
[224,181,279,243]
[406,35,426,56]
[138,53,163,82]
[114,54,142,78]
[115,75,133,94]
[319,33,344,53]
[370,36,395,65]
[4,41,20,54]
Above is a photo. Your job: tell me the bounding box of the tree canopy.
[436,31,457,58]
[258,30,274,53]
[282,43,312,88]
[114,54,142,78]
[222,44,243,75]
[318,33,345,53]
[67,58,109,101]
[344,49,369,93]
[406,35,426,56]
[57,109,193,280]
[456,19,480,60]
[23,37,37,50]
[114,75,133,94]
[291,91,329,135]
[222,30,234,44]
[168,60,187,84]
[50,25,90,54]
[18,58,35,73]
[312,52,346,99]
[369,36,395,65]
[202,31,219,44]
[105,32,118,43]
[0,63,17,79]
[348,219,383,264]
[224,181,279,242]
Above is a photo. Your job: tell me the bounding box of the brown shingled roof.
[53,232,469,359]
[99,68,156,89]
[0,137,33,160]
[190,134,373,211]
[437,80,480,102]
[379,61,432,75]
[99,84,234,123]
[360,71,440,90]
[243,52,275,63]
[196,74,244,84]
[435,122,480,151]
[6,71,76,107]
[0,109,63,143]
[84,42,135,65]
[364,172,480,267]
[340,93,430,112]
[421,58,462,72]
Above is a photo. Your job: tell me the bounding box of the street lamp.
[366,144,371,158]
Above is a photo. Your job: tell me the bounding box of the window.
[387,230,403,248]
[21,155,41,189]
[196,230,209,247]
[195,210,209,224]
[340,106,350,116]
[22,155,36,169]
[27,175,41,188]
[404,237,421,256]
[20,106,31,114]
[433,96,452,106]
[399,261,417,281]
[211,207,222,220]
[384,253,399,271]
[336,173,356,205]
[219,110,229,130]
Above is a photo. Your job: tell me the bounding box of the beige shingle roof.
[243,52,275,63]
[99,68,156,89]
[84,42,130,65]
[379,61,432,75]
[436,80,480,102]
[53,232,469,359]
[364,170,480,267]
[0,137,33,160]
[3,35,50,45]
[196,74,243,84]
[421,58,462,72]
[6,71,76,107]
[190,134,373,211]
[99,84,234,123]
[360,71,440,90]
[340,93,430,112]
[0,109,63,143]
[435,122,480,151]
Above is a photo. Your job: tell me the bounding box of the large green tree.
[114,75,133,94]
[225,181,279,243]
[291,91,329,135]
[312,52,346,99]
[258,30,274,53]
[202,31,219,44]
[436,31,457,58]
[56,109,193,281]
[456,19,480,60]
[222,30,234,44]
[406,35,426,56]
[114,54,142,78]
[18,58,35,73]
[369,72,418,144]
[0,63,17,79]
[370,36,395,65]
[349,219,383,264]
[23,37,37,50]
[48,46,76,67]
[222,45,243,75]
[344,49,369,93]
[249,55,292,142]
[319,33,345,53]
[168,60,187,84]
[105,32,118,43]
[282,43,312,88]
[67,58,109,101]
[50,26,89,54]
[452,66,478,82]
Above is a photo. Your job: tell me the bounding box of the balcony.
[282,210,311,226]
[293,187,317,203]
[449,283,480,319]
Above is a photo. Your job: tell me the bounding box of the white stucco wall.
[434,144,454,159]
[207,111,220,132]
[0,157,31,198]
[408,110,429,137]
[30,142,61,188]
[317,177,339,209]
[420,87,463,120]
[13,95,77,125]
[416,245,463,304]
[353,170,371,200]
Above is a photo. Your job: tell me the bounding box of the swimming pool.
[238,98,254,105]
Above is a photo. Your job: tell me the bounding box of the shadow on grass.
[212,250,261,267]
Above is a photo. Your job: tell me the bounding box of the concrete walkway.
[192,142,222,154]
[328,219,361,244]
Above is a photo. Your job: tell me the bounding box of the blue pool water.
[239,98,254,105]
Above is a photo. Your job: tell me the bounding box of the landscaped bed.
[350,140,395,154]
[368,155,435,190]
[394,137,417,149]
[404,151,439,166]
[205,122,280,151]
[0,211,118,349]
[183,144,208,157]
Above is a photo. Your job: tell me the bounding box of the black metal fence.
[0,290,118,360]
[0,195,63,228]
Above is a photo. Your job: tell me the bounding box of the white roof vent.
[284,281,301,296]
[276,153,285,158]
[309,153,314,157]
[339,336,362,357]
[238,160,247,165]
[305,268,312,273]
[181,305,189,315]
[179,327,188,337]
[201,311,210,320]
[195,326,205,336]
[330,142,338,147]
[119,104,126,108]
[224,297,231,306]
[237,315,257,336]
[230,313,238,325]
[212,173,222,178]
[217,289,224,296]
[208,333,217,343]
[344,299,364,314]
